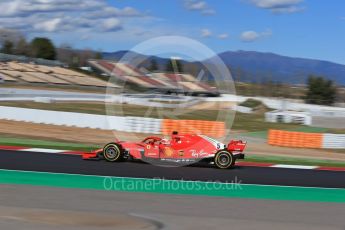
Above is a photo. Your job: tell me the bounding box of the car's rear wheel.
[103,143,123,162]
[214,150,234,169]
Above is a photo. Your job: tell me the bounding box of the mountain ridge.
[102,50,345,85]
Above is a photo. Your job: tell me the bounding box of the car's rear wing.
[227,140,247,153]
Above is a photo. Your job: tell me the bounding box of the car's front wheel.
[214,150,235,169]
[103,143,123,162]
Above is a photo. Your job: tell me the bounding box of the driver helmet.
[161,138,170,145]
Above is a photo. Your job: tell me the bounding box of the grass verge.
[0,137,97,152]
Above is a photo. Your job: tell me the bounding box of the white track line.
[271,164,318,170]
[21,148,67,153]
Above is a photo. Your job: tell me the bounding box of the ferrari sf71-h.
[83,132,246,169]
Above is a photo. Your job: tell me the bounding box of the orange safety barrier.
[268,129,323,148]
[162,119,225,138]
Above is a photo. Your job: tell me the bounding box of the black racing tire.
[103,143,123,162]
[214,150,235,169]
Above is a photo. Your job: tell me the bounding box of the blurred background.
[0,0,344,168]
[0,1,345,229]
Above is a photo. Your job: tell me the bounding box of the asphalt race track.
[0,149,344,188]
[1,184,345,230]
[1,149,345,230]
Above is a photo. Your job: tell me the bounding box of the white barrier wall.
[124,116,162,134]
[233,106,253,114]
[323,134,345,149]
[265,110,312,125]
[0,106,160,133]
[1,106,345,148]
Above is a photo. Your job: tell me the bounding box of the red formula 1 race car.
[82,132,246,169]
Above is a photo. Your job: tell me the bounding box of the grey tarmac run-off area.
[0,184,344,230]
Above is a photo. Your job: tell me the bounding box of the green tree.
[1,40,14,54]
[30,37,56,60]
[148,59,158,71]
[165,59,183,73]
[14,37,29,55]
[305,75,337,105]
[94,52,103,60]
